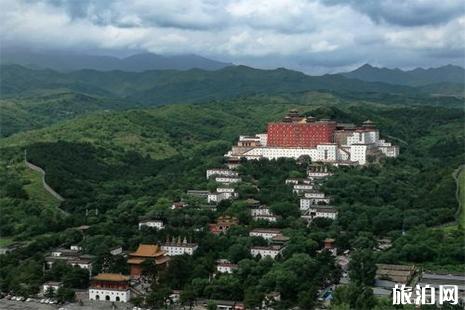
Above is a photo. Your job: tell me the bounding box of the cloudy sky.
[1,0,464,74]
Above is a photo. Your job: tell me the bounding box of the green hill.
[1,64,418,103]
[342,64,465,86]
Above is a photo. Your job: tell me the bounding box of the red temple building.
[88,273,131,302]
[127,244,170,278]
[266,110,336,148]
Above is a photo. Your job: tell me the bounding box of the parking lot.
[0,299,135,310]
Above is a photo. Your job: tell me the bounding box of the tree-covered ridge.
[0,96,463,307]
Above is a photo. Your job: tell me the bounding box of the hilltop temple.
[225,110,399,165]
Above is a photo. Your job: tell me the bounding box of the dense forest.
[0,92,463,308]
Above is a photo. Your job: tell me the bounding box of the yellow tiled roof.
[92,273,129,282]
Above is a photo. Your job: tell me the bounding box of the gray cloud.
[1,0,464,74]
[322,0,465,26]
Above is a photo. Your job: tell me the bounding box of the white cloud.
[0,0,463,73]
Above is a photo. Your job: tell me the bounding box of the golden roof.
[130,244,165,258]
[92,273,129,282]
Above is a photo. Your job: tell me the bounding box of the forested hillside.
[0,93,463,307]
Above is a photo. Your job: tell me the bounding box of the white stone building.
[252,214,278,222]
[138,220,165,230]
[250,245,285,259]
[42,281,62,295]
[161,238,198,256]
[88,273,130,303]
[304,191,326,199]
[250,205,272,216]
[302,206,338,220]
[225,120,399,166]
[216,259,239,274]
[293,184,314,195]
[207,191,237,204]
[300,197,332,210]
[215,176,242,184]
[206,169,238,179]
[249,228,282,241]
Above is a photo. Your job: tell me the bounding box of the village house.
[206,168,239,179]
[417,272,465,303]
[127,244,170,278]
[373,263,416,297]
[45,247,94,275]
[88,273,131,303]
[209,215,239,234]
[138,219,165,230]
[162,237,198,256]
[250,245,285,259]
[109,246,123,256]
[216,259,239,274]
[262,292,281,310]
[322,238,337,256]
[171,201,188,210]
[249,228,282,241]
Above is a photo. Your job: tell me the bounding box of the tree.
[44,286,55,299]
[55,287,75,303]
[348,249,376,286]
[207,301,217,310]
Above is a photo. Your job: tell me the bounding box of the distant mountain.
[341,64,465,86]
[0,64,418,104]
[0,49,232,72]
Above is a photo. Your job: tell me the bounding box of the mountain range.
[341,63,464,86]
[0,49,232,72]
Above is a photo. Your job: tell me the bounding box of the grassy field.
[0,238,13,247]
[22,164,61,210]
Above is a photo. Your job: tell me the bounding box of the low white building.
[138,220,164,230]
[250,205,272,216]
[302,206,338,220]
[249,228,282,241]
[216,259,239,274]
[307,171,333,179]
[89,273,130,303]
[42,281,62,295]
[109,246,123,256]
[285,178,299,185]
[206,169,238,179]
[300,197,331,210]
[162,238,198,256]
[207,191,237,204]
[293,184,314,195]
[252,214,278,222]
[250,245,285,259]
[304,191,326,199]
[215,176,242,184]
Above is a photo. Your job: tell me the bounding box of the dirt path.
[452,164,465,229]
